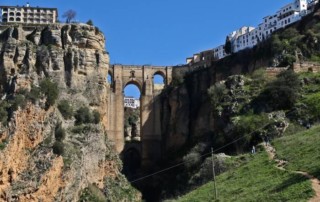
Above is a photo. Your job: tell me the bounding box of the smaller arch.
[152,70,166,84]
[9,17,14,21]
[152,70,166,92]
[107,70,113,85]
[16,12,21,16]
[16,17,21,22]
[9,12,14,16]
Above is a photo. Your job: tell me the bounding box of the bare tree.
[62,9,76,23]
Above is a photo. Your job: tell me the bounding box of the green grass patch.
[173,151,313,202]
[274,125,320,179]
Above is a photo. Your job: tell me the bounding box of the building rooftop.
[0,5,57,11]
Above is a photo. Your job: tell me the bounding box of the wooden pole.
[211,148,218,200]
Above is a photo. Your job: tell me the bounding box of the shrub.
[304,92,320,118]
[74,106,93,125]
[86,19,94,26]
[39,78,59,107]
[52,141,64,156]
[253,70,300,112]
[183,151,201,169]
[55,124,66,141]
[58,100,73,119]
[71,125,93,134]
[208,83,227,108]
[80,184,106,202]
[11,94,27,111]
[27,85,41,104]
[0,101,9,125]
[92,110,100,124]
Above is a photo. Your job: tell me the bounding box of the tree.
[62,9,76,23]
[225,36,232,54]
[86,19,94,26]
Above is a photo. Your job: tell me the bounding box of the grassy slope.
[173,151,313,202]
[274,125,320,179]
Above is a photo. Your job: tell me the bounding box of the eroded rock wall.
[0,24,140,201]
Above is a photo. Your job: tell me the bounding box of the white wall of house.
[186,0,318,64]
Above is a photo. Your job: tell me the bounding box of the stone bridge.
[106,64,172,167]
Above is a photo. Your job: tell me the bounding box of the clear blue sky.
[2,0,293,66]
[2,0,293,98]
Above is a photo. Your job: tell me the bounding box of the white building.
[214,45,227,60]
[186,0,318,64]
[277,0,308,29]
[229,26,256,53]
[0,3,58,24]
[124,97,140,109]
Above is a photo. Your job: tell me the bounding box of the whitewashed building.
[186,0,318,64]
[0,3,58,24]
[277,0,308,29]
[228,26,256,53]
[124,97,140,109]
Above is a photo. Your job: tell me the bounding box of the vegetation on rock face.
[79,184,106,202]
[253,70,301,112]
[52,141,64,156]
[58,100,73,119]
[55,123,66,141]
[0,101,9,125]
[74,106,100,125]
[39,78,59,108]
[103,176,140,202]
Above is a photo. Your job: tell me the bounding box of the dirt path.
[263,143,320,202]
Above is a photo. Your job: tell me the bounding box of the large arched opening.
[122,81,142,181]
[123,81,141,142]
[121,147,141,180]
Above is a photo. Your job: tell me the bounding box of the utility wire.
[130,123,270,183]
[130,134,246,183]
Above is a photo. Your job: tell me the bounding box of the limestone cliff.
[0,24,140,201]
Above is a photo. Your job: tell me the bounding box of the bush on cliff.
[52,141,64,156]
[0,101,8,125]
[74,107,101,125]
[55,123,66,141]
[58,100,73,119]
[253,70,300,112]
[39,78,59,107]
[75,106,92,125]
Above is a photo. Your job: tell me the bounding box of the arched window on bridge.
[123,83,141,142]
[153,72,165,91]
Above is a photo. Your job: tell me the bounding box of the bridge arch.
[123,79,143,94]
[106,64,173,168]
[121,145,142,180]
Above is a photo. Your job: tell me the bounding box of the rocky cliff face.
[0,24,140,201]
[161,68,216,153]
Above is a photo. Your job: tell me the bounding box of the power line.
[130,123,270,183]
[130,135,246,183]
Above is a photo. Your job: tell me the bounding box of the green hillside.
[274,125,320,179]
[171,150,313,202]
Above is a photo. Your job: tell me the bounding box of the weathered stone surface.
[0,24,140,201]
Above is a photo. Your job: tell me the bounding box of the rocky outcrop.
[0,24,140,201]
